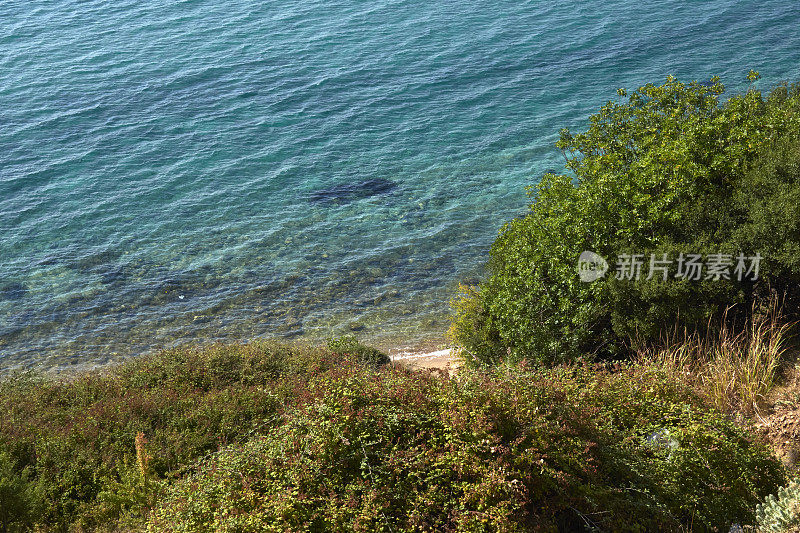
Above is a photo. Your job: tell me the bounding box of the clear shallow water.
[2,0,800,369]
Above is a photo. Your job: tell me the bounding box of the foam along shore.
[390,347,459,371]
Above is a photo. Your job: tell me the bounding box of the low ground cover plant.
[0,339,384,531]
[757,479,800,532]
[149,359,784,532]
[0,341,788,532]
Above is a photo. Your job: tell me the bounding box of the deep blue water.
[2,0,800,369]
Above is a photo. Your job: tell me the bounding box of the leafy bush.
[0,340,786,532]
[327,335,391,367]
[757,479,800,532]
[0,451,43,533]
[0,341,353,531]
[149,362,784,532]
[451,74,800,365]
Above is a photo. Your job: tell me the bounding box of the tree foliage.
[451,75,800,365]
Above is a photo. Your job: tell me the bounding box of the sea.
[2,0,800,369]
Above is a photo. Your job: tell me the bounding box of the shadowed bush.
[327,335,391,367]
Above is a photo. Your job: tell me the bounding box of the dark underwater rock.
[99,266,129,286]
[308,178,398,205]
[0,282,28,301]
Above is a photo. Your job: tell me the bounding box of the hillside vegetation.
[0,340,789,532]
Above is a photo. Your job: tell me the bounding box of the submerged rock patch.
[0,282,28,301]
[308,178,398,205]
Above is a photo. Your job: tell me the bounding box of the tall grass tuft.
[639,297,795,416]
[135,431,150,483]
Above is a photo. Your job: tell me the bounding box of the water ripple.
[1,0,799,369]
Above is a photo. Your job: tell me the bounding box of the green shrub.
[0,341,346,531]
[0,451,44,533]
[451,75,800,366]
[149,363,784,532]
[327,335,391,367]
[0,342,785,532]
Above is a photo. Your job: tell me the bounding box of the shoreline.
[0,330,452,376]
[391,347,459,372]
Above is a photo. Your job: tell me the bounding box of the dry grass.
[638,297,795,417]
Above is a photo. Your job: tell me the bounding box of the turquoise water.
[2,1,800,369]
